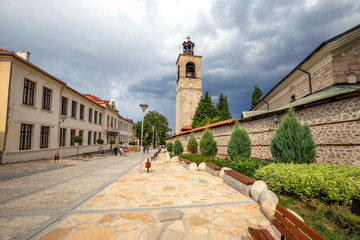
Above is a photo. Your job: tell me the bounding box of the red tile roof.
[0,48,14,53]
[181,125,193,131]
[166,118,238,139]
[83,94,109,104]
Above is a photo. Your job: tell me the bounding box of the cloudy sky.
[1,0,359,133]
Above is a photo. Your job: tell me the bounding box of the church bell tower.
[176,37,202,133]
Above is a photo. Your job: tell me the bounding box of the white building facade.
[0,49,134,164]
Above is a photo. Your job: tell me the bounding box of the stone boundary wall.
[167,95,360,166]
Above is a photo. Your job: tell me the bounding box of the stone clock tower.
[176,37,202,133]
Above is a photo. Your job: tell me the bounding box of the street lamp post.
[139,104,148,174]
[152,125,155,149]
[59,116,67,162]
[155,132,158,149]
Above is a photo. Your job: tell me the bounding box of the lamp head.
[139,104,148,112]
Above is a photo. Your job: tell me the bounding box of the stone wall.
[167,95,360,166]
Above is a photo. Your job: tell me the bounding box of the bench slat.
[274,212,308,240]
[224,170,255,185]
[276,205,325,240]
[248,227,274,240]
[273,219,297,240]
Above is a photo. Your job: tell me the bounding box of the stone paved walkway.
[36,153,276,240]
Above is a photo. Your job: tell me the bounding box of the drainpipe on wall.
[262,99,270,110]
[297,67,312,95]
[57,84,67,155]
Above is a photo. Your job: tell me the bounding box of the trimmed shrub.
[227,120,251,160]
[254,163,360,204]
[173,138,183,155]
[187,132,198,153]
[231,156,272,178]
[166,142,173,153]
[119,141,124,145]
[199,128,218,157]
[96,138,104,144]
[271,108,317,164]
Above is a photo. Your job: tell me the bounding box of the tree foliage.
[192,91,232,128]
[199,128,218,157]
[191,91,217,128]
[136,111,171,145]
[173,138,183,155]
[217,93,232,121]
[166,142,173,153]
[97,138,104,144]
[187,132,198,153]
[250,85,263,109]
[270,108,317,164]
[227,120,251,160]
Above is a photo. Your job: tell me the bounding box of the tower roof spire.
[182,36,195,55]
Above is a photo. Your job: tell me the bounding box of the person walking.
[119,147,122,156]
[146,146,149,154]
[143,146,146,154]
[114,146,118,156]
[123,147,127,157]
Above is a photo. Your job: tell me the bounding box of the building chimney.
[16,50,31,61]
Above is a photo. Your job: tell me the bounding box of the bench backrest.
[273,204,325,240]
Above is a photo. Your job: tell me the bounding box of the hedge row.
[254,163,360,204]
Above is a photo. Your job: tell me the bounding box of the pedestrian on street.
[143,146,146,154]
[123,147,127,157]
[146,146,149,154]
[114,146,118,156]
[119,147,122,156]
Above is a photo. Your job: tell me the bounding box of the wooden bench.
[182,159,192,164]
[205,162,221,176]
[223,170,255,196]
[249,204,325,240]
[82,152,92,159]
[205,162,221,170]
[224,170,255,185]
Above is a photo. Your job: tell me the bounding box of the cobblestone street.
[0,152,274,240]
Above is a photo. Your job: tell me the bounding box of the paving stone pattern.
[0,152,275,239]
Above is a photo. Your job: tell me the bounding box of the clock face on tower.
[189,83,193,87]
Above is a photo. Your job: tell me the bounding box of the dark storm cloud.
[1,0,359,131]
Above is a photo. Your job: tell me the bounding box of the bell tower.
[176,36,202,133]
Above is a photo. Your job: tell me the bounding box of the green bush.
[166,142,173,153]
[129,142,136,145]
[96,138,104,144]
[119,141,124,145]
[187,132,198,153]
[227,120,251,160]
[199,128,218,157]
[308,199,360,238]
[173,138,183,155]
[109,139,115,145]
[271,108,317,164]
[231,156,272,178]
[254,163,360,204]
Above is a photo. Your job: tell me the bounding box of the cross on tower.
[186,36,191,41]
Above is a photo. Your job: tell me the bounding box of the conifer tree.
[227,120,251,160]
[270,108,317,164]
[192,91,217,128]
[199,128,218,157]
[166,142,173,153]
[250,86,263,109]
[216,93,232,121]
[187,132,198,153]
[173,138,184,155]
